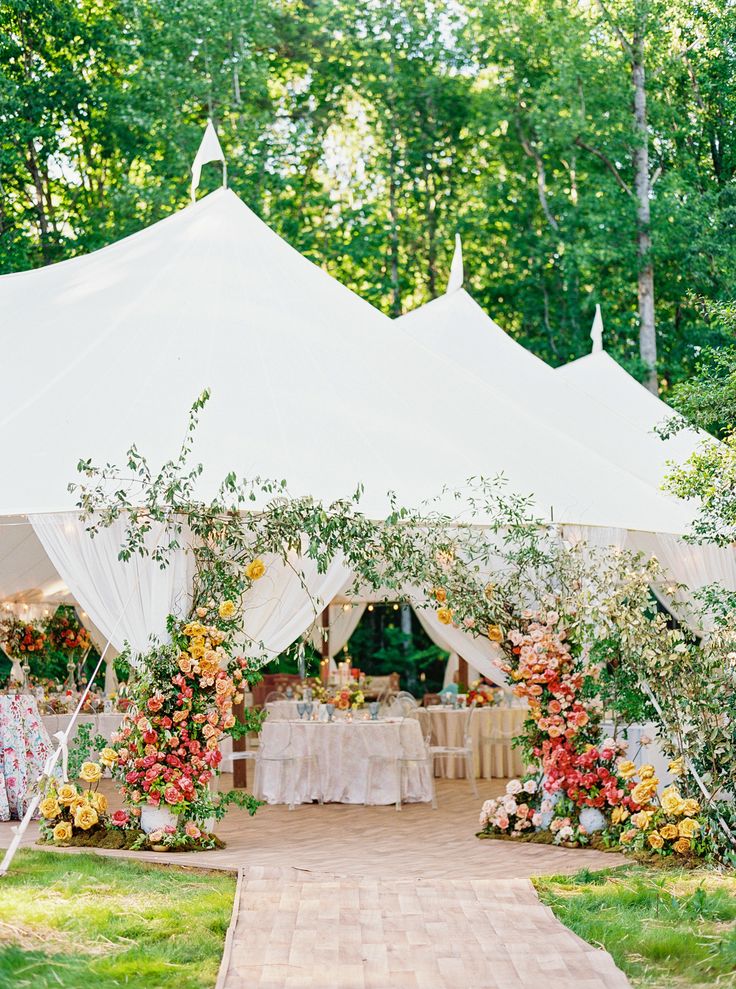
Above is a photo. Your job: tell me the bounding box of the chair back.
[264,690,287,705]
[259,719,293,759]
[462,700,478,746]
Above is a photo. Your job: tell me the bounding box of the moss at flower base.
[36,825,226,852]
[476,829,620,853]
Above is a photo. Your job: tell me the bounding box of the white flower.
[640,734,652,746]
[601,738,617,752]
[506,779,523,796]
[557,826,574,841]
[532,812,542,827]
[522,779,537,794]
[503,798,518,815]
[541,800,553,813]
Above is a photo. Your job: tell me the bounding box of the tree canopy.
[2,0,735,388]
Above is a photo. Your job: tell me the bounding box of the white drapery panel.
[309,602,367,670]
[413,606,507,686]
[442,652,481,688]
[30,513,194,657]
[240,553,353,661]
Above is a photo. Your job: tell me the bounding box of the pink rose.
[184,822,201,839]
[164,785,182,805]
[111,810,130,827]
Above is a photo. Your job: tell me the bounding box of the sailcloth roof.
[556,350,704,467]
[0,188,692,547]
[397,285,698,496]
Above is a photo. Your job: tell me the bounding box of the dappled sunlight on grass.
[534,865,736,988]
[0,850,235,989]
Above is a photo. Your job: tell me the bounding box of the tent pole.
[320,607,330,685]
[457,656,469,691]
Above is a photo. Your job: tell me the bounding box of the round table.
[415,706,527,779]
[0,694,52,820]
[258,717,433,806]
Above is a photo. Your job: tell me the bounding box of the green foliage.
[3,1,736,387]
[0,849,234,989]
[66,722,108,780]
[535,866,736,988]
[589,637,656,726]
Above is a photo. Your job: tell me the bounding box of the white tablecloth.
[0,694,52,820]
[266,700,309,720]
[42,713,125,741]
[258,718,433,806]
[414,706,526,779]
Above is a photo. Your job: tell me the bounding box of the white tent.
[396,249,735,604]
[0,179,715,686]
[556,348,704,468]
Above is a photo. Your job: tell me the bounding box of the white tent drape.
[413,606,507,686]
[30,514,194,657]
[309,602,367,671]
[240,553,353,661]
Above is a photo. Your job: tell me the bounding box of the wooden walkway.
[218,866,631,989]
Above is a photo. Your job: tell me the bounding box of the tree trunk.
[632,35,657,394]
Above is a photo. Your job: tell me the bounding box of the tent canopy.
[0,188,692,537]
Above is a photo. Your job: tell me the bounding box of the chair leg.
[465,750,478,798]
[395,761,402,811]
[427,759,438,810]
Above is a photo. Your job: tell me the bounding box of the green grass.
[0,849,235,989]
[534,865,736,989]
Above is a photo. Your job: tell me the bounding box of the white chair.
[389,691,419,717]
[364,710,437,811]
[429,701,478,797]
[479,722,517,779]
[253,722,321,811]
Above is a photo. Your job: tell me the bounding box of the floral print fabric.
[0,694,51,820]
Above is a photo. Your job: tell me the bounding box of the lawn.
[0,849,235,989]
[535,865,736,989]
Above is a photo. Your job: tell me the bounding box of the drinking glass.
[369,701,380,720]
[305,701,314,720]
[296,702,306,720]
[326,703,335,722]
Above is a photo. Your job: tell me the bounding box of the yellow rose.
[99,747,117,768]
[436,607,453,625]
[245,558,266,581]
[661,787,685,816]
[617,760,637,780]
[487,625,503,643]
[659,824,679,840]
[483,583,495,600]
[69,795,89,816]
[39,797,61,820]
[631,810,654,831]
[678,817,700,838]
[631,782,657,806]
[218,600,236,620]
[668,756,684,776]
[53,821,73,843]
[433,587,447,603]
[611,806,629,825]
[80,762,102,783]
[681,798,700,817]
[639,764,656,781]
[189,643,205,659]
[57,783,78,805]
[73,805,99,831]
[90,792,108,814]
[673,837,691,855]
[647,832,664,850]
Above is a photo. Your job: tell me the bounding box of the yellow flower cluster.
[245,558,266,581]
[618,762,702,857]
[39,770,108,844]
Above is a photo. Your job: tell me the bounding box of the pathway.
[218,865,631,989]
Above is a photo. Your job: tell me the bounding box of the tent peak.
[590,304,604,354]
[191,119,227,202]
[446,233,463,294]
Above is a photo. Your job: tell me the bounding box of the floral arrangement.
[466,680,500,707]
[479,777,542,836]
[615,761,709,859]
[328,685,365,710]
[38,756,112,843]
[1,617,45,657]
[109,598,263,824]
[46,611,91,654]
